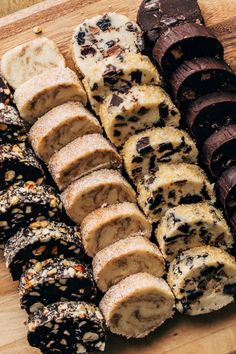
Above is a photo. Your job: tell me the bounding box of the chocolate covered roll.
[0,104,27,144]
[19,258,97,313]
[186,92,236,143]
[171,58,236,111]
[0,75,13,105]
[202,124,236,178]
[216,166,236,215]
[5,221,84,281]
[153,23,223,77]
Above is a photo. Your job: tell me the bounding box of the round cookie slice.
[137,163,215,223]
[81,202,152,257]
[100,272,175,338]
[61,169,136,224]
[168,246,236,315]
[156,203,233,263]
[0,75,13,105]
[93,236,165,292]
[48,134,122,191]
[0,104,27,144]
[216,166,236,215]
[28,301,106,353]
[123,127,198,183]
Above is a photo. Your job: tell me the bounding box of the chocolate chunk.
[223,283,236,300]
[179,194,203,204]
[103,65,123,85]
[216,166,236,215]
[159,142,173,153]
[110,94,124,106]
[76,31,86,45]
[159,103,169,119]
[186,289,203,301]
[138,106,149,115]
[136,136,153,155]
[81,45,97,56]
[131,70,142,83]
[97,14,112,31]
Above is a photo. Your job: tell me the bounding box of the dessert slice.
[0,104,27,144]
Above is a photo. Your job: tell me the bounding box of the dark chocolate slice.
[186,92,236,143]
[153,23,224,77]
[202,125,236,178]
[0,76,13,105]
[0,104,27,144]
[216,166,236,215]
[171,58,236,111]
[137,0,203,47]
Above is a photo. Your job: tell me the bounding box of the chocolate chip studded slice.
[4,221,84,281]
[100,85,180,147]
[19,258,97,313]
[28,301,106,353]
[0,181,62,245]
[168,246,236,315]
[100,272,174,338]
[93,236,165,292]
[153,23,224,77]
[0,75,13,105]
[62,169,136,225]
[186,92,236,144]
[49,134,122,191]
[216,166,236,215]
[83,53,162,114]
[0,143,44,190]
[156,203,233,263]
[171,58,236,111]
[14,67,87,124]
[71,12,144,77]
[137,163,215,223]
[123,127,197,183]
[81,202,152,257]
[0,104,27,144]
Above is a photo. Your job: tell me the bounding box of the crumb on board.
[33,26,42,34]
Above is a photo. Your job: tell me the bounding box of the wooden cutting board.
[0,1,236,353]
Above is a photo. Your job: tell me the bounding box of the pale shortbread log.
[61,169,136,224]
[81,202,152,257]
[100,86,181,147]
[1,37,66,89]
[29,102,101,163]
[83,53,162,114]
[14,67,87,124]
[137,163,216,223]
[71,12,144,77]
[123,127,198,182]
[93,236,165,292]
[156,203,233,263]
[49,134,122,191]
[100,272,175,338]
[168,246,236,315]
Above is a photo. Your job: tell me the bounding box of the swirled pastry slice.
[29,102,101,163]
[168,246,236,315]
[81,202,152,257]
[100,272,175,338]
[93,236,165,292]
[49,134,122,191]
[156,203,233,262]
[62,169,136,224]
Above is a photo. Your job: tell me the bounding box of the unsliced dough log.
[62,169,136,224]
[100,272,175,338]
[29,101,101,163]
[93,236,165,292]
[14,67,87,124]
[168,246,236,315]
[81,202,152,257]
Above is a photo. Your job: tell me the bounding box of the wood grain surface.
[0,0,42,17]
[0,1,236,353]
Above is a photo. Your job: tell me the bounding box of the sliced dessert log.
[100,272,175,338]
[93,236,165,292]
[14,67,87,124]
[28,301,106,353]
[83,53,162,114]
[48,134,122,191]
[19,258,97,313]
[100,85,180,147]
[186,92,236,144]
[0,104,27,144]
[123,127,197,183]
[71,12,144,77]
[4,221,84,281]
[61,169,136,225]
[202,124,236,178]
[137,0,203,47]
[0,181,63,244]
[137,163,215,223]
[29,101,102,163]
[1,37,66,89]
[0,75,13,105]
[81,202,152,257]
[153,23,224,77]
[171,58,236,111]
[156,203,233,263]
[168,246,236,315]
[0,143,44,190]
[216,166,236,215]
